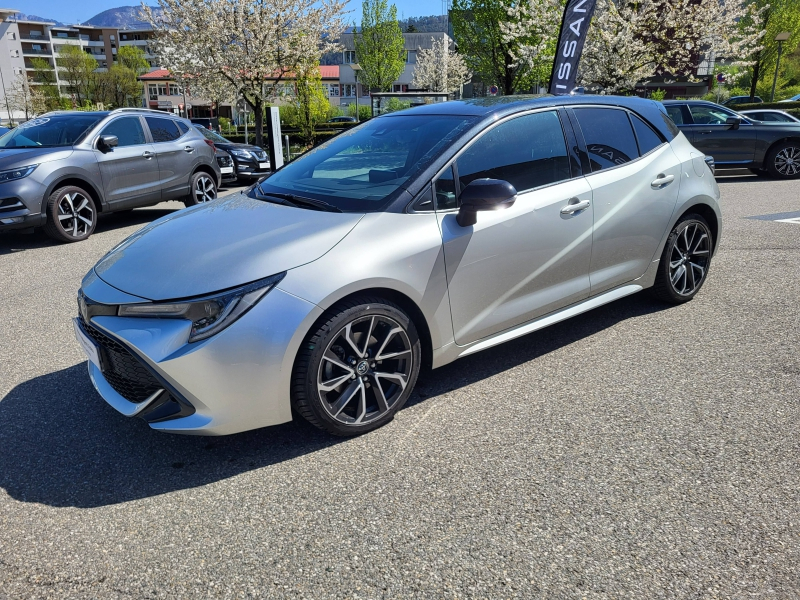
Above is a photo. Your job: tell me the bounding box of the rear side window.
[176,121,189,134]
[630,114,664,156]
[573,108,639,171]
[98,117,146,147]
[456,110,571,194]
[665,105,686,125]
[145,117,181,142]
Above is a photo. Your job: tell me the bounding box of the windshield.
[195,126,230,144]
[0,115,103,148]
[253,114,474,212]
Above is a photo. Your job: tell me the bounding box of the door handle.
[142,151,155,159]
[560,198,591,214]
[184,146,194,153]
[651,174,675,188]
[698,130,714,135]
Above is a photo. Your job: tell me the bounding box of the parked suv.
[193,125,270,180]
[0,109,221,243]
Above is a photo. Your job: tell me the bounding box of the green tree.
[739,0,800,101]
[29,57,64,111]
[293,66,332,146]
[354,0,406,92]
[451,0,550,95]
[94,65,143,108]
[116,46,150,75]
[56,45,97,105]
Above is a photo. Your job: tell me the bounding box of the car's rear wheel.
[292,297,421,436]
[765,142,800,179]
[184,172,218,207]
[652,214,713,304]
[43,185,97,243]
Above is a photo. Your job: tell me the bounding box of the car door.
[684,104,757,164]
[144,116,200,199]
[93,116,161,207]
[437,109,594,346]
[569,107,681,294]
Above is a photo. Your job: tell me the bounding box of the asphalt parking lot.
[1,172,798,599]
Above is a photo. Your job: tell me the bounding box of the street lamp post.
[351,63,362,123]
[771,32,791,103]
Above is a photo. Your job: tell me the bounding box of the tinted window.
[435,166,457,210]
[176,121,189,134]
[688,105,735,125]
[0,115,102,148]
[456,111,570,193]
[257,115,473,213]
[665,105,685,125]
[573,108,639,171]
[99,117,146,147]
[195,125,229,143]
[145,117,181,142]
[631,114,664,155]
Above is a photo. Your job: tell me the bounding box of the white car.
[739,109,800,123]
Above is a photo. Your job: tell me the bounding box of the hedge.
[731,101,800,112]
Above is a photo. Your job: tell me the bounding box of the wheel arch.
[762,136,800,167]
[302,287,434,373]
[191,163,221,188]
[42,176,105,214]
[676,202,720,256]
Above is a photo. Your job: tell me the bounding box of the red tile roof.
[318,65,339,79]
[139,68,172,80]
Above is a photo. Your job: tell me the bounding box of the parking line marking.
[774,217,800,224]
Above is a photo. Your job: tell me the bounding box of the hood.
[0,147,73,167]
[94,193,363,301]
[215,142,265,153]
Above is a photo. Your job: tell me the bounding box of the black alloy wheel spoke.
[668,222,711,296]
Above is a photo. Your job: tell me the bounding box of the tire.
[292,297,422,436]
[651,214,713,304]
[184,171,218,207]
[764,141,800,179]
[42,185,97,243]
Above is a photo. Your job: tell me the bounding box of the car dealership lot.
[0,174,798,598]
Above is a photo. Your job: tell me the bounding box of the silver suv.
[0,108,221,243]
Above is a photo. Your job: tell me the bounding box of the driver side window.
[689,105,735,125]
[99,117,146,147]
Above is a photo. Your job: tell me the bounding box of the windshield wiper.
[256,187,342,212]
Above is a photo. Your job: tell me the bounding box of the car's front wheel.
[652,214,713,304]
[184,171,218,207]
[292,297,422,436]
[765,142,800,179]
[43,185,97,243]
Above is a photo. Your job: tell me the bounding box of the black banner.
[549,0,598,95]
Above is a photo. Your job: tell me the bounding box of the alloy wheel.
[774,146,800,176]
[668,221,711,296]
[317,315,413,426]
[56,192,94,238]
[194,175,217,203]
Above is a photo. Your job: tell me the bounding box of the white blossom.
[411,37,472,93]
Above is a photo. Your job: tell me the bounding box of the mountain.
[83,5,159,28]
[11,12,63,25]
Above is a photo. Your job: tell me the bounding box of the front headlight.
[230,149,252,159]
[0,164,37,183]
[117,273,285,342]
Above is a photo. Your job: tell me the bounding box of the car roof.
[386,94,678,140]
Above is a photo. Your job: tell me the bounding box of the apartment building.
[338,30,455,108]
[0,8,161,121]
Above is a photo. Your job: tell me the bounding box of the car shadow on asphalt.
[0,210,178,256]
[0,293,669,509]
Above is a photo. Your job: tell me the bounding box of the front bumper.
[78,276,323,435]
[0,183,46,231]
[233,156,270,178]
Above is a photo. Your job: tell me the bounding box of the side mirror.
[98,135,118,150]
[726,116,743,130]
[456,178,517,227]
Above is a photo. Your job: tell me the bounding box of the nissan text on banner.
[549,0,598,95]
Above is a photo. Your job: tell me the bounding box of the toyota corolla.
[75,95,721,436]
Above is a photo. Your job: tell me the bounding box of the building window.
[6,32,15,40]
[406,50,416,64]
[121,34,128,40]
[392,84,401,92]
[13,67,22,75]
[11,49,19,57]
[342,84,357,98]
[344,50,356,64]
[169,84,182,96]
[157,84,168,96]
[149,84,158,100]
[327,84,339,97]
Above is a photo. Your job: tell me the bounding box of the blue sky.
[23,1,438,25]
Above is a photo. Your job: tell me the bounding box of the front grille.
[79,315,162,403]
[216,155,232,167]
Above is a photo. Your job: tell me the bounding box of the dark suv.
[0,109,221,243]
[664,100,800,178]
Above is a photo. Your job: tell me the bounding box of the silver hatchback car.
[75,96,721,436]
[0,109,220,243]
